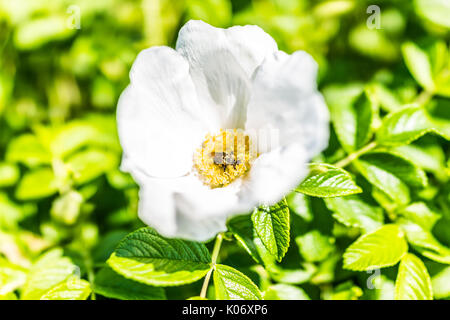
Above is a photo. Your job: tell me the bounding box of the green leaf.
[227,214,286,269]
[93,230,130,263]
[313,0,354,18]
[0,292,17,300]
[402,42,435,91]
[50,190,83,225]
[431,266,450,299]
[363,173,409,206]
[0,193,36,229]
[229,215,314,285]
[343,225,408,271]
[286,192,313,222]
[377,106,449,145]
[40,276,91,300]
[263,284,310,300]
[213,264,262,300]
[367,83,402,112]
[324,84,375,152]
[47,116,120,159]
[14,16,76,50]
[227,214,266,265]
[268,263,316,285]
[6,134,51,167]
[401,41,450,97]
[395,253,433,300]
[0,257,27,295]
[325,195,384,233]
[15,168,58,200]
[355,152,428,205]
[397,219,450,264]
[364,275,395,300]
[392,143,446,175]
[295,231,335,263]
[186,0,231,27]
[49,121,101,158]
[66,148,118,185]
[349,25,398,62]
[414,0,450,29]
[251,199,290,262]
[94,267,166,300]
[359,151,428,188]
[397,202,441,231]
[310,253,341,285]
[106,169,136,189]
[107,227,211,286]
[296,164,362,197]
[22,249,77,300]
[328,281,363,300]
[0,163,19,187]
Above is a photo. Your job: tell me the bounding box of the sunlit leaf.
[14,16,76,50]
[431,266,450,299]
[325,195,384,233]
[402,43,435,91]
[107,227,211,286]
[213,264,262,300]
[66,148,118,185]
[263,284,310,300]
[251,199,290,262]
[296,164,362,197]
[398,219,450,264]
[328,281,363,300]
[296,231,335,263]
[377,106,449,145]
[414,0,450,29]
[22,249,77,300]
[15,168,58,200]
[0,257,27,296]
[324,84,375,152]
[40,277,91,300]
[6,134,51,167]
[355,151,428,205]
[343,225,408,271]
[286,192,313,222]
[0,163,20,187]
[395,253,433,300]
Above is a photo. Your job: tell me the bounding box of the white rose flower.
[117,20,329,241]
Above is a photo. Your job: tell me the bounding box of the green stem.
[200,233,224,299]
[334,141,377,168]
[84,255,96,300]
[415,90,433,106]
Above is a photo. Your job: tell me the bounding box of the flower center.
[193,129,256,188]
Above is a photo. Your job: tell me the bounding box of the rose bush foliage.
[0,0,449,300]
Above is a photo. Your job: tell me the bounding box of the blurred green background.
[0,0,449,300]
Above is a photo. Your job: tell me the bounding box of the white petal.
[176,20,278,129]
[245,50,330,157]
[239,143,309,206]
[242,50,329,205]
[138,175,249,241]
[137,178,177,237]
[225,24,278,76]
[117,46,207,179]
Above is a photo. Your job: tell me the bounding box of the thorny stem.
[200,233,224,299]
[334,141,378,168]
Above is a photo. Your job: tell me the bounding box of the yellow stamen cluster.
[193,129,256,188]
